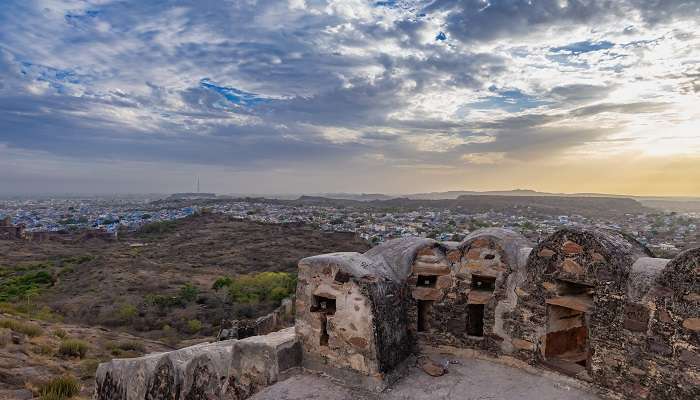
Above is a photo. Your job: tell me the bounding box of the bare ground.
[252,353,603,400]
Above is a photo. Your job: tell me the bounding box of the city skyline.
[1,1,699,196]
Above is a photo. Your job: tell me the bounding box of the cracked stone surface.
[251,356,601,400]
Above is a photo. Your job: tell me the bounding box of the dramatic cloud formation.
[0,0,699,195]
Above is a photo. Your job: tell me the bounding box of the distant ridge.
[311,189,700,212]
[295,194,650,218]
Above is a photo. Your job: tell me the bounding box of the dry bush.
[38,375,80,400]
[0,318,43,337]
[58,339,89,358]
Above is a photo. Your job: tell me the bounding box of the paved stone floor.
[252,356,602,400]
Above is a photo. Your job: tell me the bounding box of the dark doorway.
[417,300,432,332]
[544,302,591,374]
[467,304,485,337]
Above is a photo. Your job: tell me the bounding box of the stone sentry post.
[295,237,430,390]
[404,228,533,354]
[505,228,656,389]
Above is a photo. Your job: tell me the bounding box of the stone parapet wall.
[218,297,295,340]
[96,226,699,400]
[95,327,300,400]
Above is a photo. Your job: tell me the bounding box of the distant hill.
[295,194,650,217]
[316,193,395,201]
[639,199,700,213]
[314,189,700,213]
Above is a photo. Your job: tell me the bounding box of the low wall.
[95,327,300,400]
[218,297,295,340]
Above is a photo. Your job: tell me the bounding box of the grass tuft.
[39,375,80,400]
[58,339,89,358]
[0,318,43,337]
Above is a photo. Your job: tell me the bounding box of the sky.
[0,0,699,196]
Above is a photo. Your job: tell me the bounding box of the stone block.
[542,282,557,292]
[591,252,605,262]
[679,349,700,367]
[684,293,700,302]
[562,258,584,276]
[231,328,301,397]
[447,249,461,263]
[562,241,583,254]
[471,238,490,248]
[538,248,555,258]
[683,318,700,331]
[436,275,452,289]
[413,261,451,275]
[624,303,650,332]
[466,248,481,260]
[512,338,535,351]
[468,290,492,305]
[412,287,443,301]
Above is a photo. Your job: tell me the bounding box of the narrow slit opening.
[467,304,484,337]
[417,300,432,332]
[320,316,329,346]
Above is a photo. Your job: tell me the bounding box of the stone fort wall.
[96,226,699,400]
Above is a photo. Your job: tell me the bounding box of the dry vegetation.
[0,214,369,397]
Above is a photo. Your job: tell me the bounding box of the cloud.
[0,0,698,194]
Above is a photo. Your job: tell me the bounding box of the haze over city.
[1,0,699,195]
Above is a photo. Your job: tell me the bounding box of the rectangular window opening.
[467,304,485,337]
[471,275,496,291]
[416,275,438,288]
[311,295,336,315]
[417,300,432,332]
[555,279,594,296]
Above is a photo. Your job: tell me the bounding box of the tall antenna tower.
[197,177,200,193]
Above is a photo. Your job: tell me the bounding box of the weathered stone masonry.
[96,226,699,400]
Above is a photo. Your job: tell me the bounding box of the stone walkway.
[252,356,602,400]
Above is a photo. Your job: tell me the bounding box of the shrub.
[58,339,88,358]
[0,270,54,302]
[185,319,202,334]
[53,328,68,339]
[61,255,94,265]
[80,359,100,378]
[116,304,138,322]
[228,272,296,305]
[212,277,232,291]
[146,294,183,309]
[0,318,43,337]
[140,220,178,235]
[109,340,145,353]
[33,343,54,356]
[38,375,80,400]
[0,328,11,347]
[178,284,198,303]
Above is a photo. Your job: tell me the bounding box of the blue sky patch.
[551,40,614,55]
[200,79,270,107]
[374,1,397,7]
[65,10,100,28]
[470,88,550,113]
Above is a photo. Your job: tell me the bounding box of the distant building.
[0,215,24,240]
